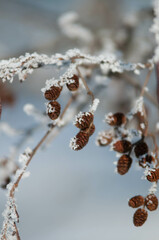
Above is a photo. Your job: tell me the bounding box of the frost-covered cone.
[47,101,61,120]
[74,112,94,130]
[139,155,154,168]
[113,140,132,153]
[146,168,159,182]
[134,142,148,158]
[145,194,158,211]
[96,130,113,146]
[128,195,145,208]
[117,154,132,175]
[66,74,79,91]
[44,85,62,100]
[105,112,126,126]
[133,208,148,227]
[70,131,89,151]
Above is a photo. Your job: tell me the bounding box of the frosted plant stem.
[1,96,74,240]
[123,73,158,107]
[76,66,94,102]
[140,69,152,97]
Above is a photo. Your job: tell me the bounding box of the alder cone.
[145,194,158,211]
[107,112,126,126]
[66,74,79,91]
[145,155,155,164]
[75,131,89,150]
[44,85,62,100]
[139,155,154,168]
[128,195,145,208]
[134,142,148,158]
[113,140,132,153]
[47,101,61,120]
[133,208,148,227]
[117,155,132,175]
[147,168,159,182]
[75,112,94,130]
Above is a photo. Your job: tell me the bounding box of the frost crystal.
[0,122,21,136]
[73,111,91,125]
[0,49,146,83]
[89,98,100,113]
[140,123,145,129]
[105,112,113,124]
[24,104,48,123]
[149,182,158,194]
[130,96,144,116]
[58,12,94,43]
[69,137,79,150]
[0,147,32,239]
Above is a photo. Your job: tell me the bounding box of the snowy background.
[0,0,159,239]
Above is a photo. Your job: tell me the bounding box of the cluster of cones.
[129,194,158,226]
[97,112,156,176]
[70,112,95,150]
[44,74,79,120]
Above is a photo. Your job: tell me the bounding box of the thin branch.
[1,96,75,239]
[76,66,94,102]
[123,73,158,107]
[140,69,152,97]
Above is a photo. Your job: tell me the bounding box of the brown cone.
[145,194,158,211]
[117,155,132,175]
[75,131,89,150]
[139,155,154,168]
[147,168,159,182]
[128,195,145,208]
[133,208,148,227]
[66,74,79,91]
[47,101,61,120]
[113,140,132,153]
[45,85,62,100]
[134,142,148,158]
[106,112,126,126]
[75,112,94,130]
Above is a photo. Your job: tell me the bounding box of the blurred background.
[0,0,159,239]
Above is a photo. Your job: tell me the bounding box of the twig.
[76,66,94,102]
[140,69,152,97]
[123,73,158,107]
[1,96,75,239]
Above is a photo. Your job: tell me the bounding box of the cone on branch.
[139,155,154,168]
[117,154,132,175]
[145,194,158,211]
[133,208,148,227]
[113,140,132,153]
[66,74,79,91]
[44,85,62,101]
[70,131,89,151]
[134,142,148,158]
[106,112,126,126]
[47,101,61,120]
[146,168,159,182]
[75,112,94,130]
[128,195,145,208]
